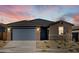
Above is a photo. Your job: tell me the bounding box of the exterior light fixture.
[7,27,11,32]
[36,27,40,31]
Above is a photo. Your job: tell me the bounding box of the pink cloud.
[73,14,79,25]
[0,5,34,23]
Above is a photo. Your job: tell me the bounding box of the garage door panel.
[12,29,36,40]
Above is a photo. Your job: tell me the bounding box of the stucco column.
[36,27,40,41]
[3,32,7,41]
[36,27,41,48]
[7,27,11,41]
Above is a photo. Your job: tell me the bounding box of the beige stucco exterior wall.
[0,29,8,47]
[3,32,7,41]
[35,27,43,48]
[7,27,12,41]
[35,27,41,41]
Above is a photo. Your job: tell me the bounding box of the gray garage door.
[12,29,36,41]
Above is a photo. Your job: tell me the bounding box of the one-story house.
[6,19,73,48]
[0,19,74,48]
[72,26,79,42]
[7,19,53,41]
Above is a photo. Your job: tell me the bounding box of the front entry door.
[40,27,48,40]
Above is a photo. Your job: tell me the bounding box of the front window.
[58,26,64,35]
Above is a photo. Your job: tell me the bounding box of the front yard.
[0,40,79,53]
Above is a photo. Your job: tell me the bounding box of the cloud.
[0,5,34,22]
[72,14,79,24]
[0,5,79,24]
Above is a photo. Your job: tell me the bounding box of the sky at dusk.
[0,5,79,25]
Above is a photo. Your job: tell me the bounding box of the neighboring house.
[7,19,52,41]
[72,26,79,42]
[0,23,7,41]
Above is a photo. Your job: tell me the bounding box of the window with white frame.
[58,26,64,35]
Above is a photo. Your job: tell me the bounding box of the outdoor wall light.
[36,27,40,31]
[7,27,11,32]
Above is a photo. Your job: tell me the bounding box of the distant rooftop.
[72,26,79,30]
